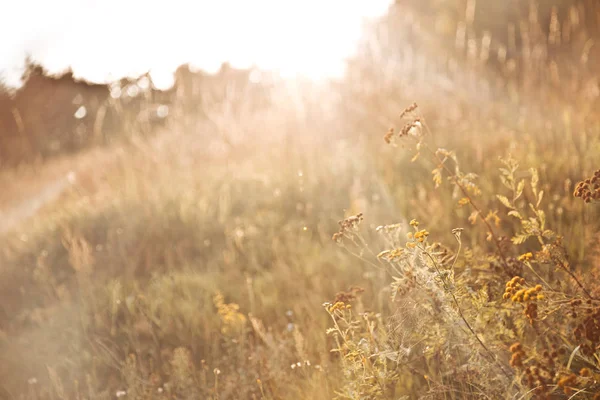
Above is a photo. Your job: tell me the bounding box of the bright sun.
[0,0,392,89]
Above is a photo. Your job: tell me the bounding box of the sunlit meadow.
[1,1,600,399]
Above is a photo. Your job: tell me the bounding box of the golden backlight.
[0,0,392,88]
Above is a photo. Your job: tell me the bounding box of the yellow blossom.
[518,252,534,262]
[328,301,346,313]
[414,230,430,243]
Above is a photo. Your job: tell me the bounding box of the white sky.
[0,0,392,89]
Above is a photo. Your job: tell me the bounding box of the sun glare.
[0,0,392,88]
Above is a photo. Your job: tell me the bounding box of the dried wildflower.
[557,373,578,394]
[340,213,363,230]
[571,304,600,356]
[399,102,418,119]
[384,128,394,144]
[573,169,600,203]
[524,303,538,324]
[376,223,402,234]
[332,232,343,243]
[509,343,527,368]
[332,213,364,243]
[398,119,423,139]
[409,219,419,227]
[451,227,463,240]
[333,286,364,304]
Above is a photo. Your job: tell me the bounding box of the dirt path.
[0,142,126,237]
[0,172,75,235]
[0,123,228,237]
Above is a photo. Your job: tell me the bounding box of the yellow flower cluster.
[414,230,430,243]
[518,252,534,262]
[328,301,351,313]
[503,276,544,302]
[404,220,430,247]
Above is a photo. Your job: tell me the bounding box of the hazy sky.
[0,0,392,89]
